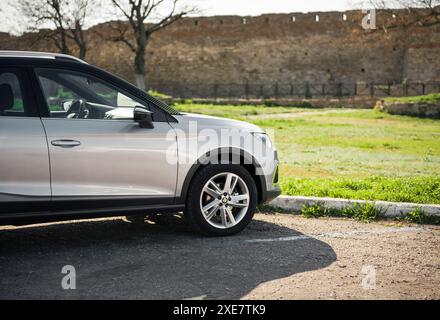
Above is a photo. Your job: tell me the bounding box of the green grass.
[300,202,385,222]
[12,99,24,111]
[403,207,440,224]
[148,89,171,99]
[259,203,439,224]
[173,103,440,204]
[173,103,324,119]
[385,93,440,104]
[281,176,440,204]
[298,203,438,224]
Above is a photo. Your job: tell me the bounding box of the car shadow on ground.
[0,214,336,299]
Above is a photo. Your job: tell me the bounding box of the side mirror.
[134,106,154,129]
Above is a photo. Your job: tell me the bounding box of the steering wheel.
[65,99,90,119]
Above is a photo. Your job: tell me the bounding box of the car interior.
[36,69,147,120]
[0,83,14,116]
[0,72,27,117]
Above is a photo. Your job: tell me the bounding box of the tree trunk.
[135,73,146,91]
[75,36,87,60]
[79,45,87,60]
[59,38,70,55]
[75,28,87,60]
[134,46,146,91]
[59,30,70,55]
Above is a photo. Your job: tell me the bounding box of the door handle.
[51,139,81,148]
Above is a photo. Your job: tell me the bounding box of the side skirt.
[0,195,185,225]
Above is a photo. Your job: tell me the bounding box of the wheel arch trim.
[175,147,267,204]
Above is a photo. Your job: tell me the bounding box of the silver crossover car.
[0,51,280,236]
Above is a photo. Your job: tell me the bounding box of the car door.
[33,67,178,209]
[0,67,51,214]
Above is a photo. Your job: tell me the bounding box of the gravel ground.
[0,213,438,300]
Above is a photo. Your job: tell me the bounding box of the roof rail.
[0,51,87,64]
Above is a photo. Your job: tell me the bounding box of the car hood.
[173,113,264,133]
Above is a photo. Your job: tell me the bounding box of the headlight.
[251,132,273,149]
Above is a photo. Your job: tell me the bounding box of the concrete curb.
[269,195,440,218]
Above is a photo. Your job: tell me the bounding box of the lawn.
[173,102,326,118]
[173,103,440,204]
[385,93,440,104]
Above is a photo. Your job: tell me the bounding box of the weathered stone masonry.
[1,9,439,98]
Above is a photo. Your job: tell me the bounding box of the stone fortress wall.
[1,8,439,98]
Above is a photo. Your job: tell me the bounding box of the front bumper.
[259,155,281,204]
[262,188,282,203]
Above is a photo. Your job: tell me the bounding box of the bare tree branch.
[108,0,197,90]
[16,0,96,59]
[103,21,137,53]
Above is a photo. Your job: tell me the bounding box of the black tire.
[185,164,257,236]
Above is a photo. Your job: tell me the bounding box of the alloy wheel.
[199,172,250,229]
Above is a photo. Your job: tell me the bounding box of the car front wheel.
[185,165,257,236]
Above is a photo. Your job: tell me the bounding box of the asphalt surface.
[0,213,438,299]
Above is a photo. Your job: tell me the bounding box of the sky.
[0,0,361,34]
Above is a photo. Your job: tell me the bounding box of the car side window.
[35,68,149,120]
[0,70,28,117]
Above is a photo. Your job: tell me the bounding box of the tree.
[108,0,195,90]
[16,0,94,59]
